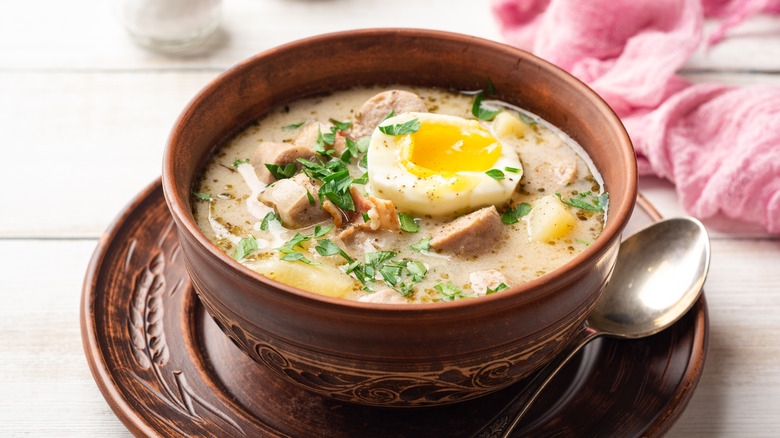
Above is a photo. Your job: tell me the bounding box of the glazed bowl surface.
[162,29,637,407]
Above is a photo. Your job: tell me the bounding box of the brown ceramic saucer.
[81,179,709,438]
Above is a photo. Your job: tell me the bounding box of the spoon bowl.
[589,216,710,338]
[472,217,711,438]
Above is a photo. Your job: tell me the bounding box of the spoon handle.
[471,327,599,438]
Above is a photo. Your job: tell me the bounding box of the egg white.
[366,112,523,217]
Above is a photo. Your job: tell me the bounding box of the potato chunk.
[527,195,577,242]
[247,258,358,299]
[493,112,529,139]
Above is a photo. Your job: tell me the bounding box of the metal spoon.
[472,217,711,438]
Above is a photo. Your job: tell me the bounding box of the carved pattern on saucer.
[123,223,245,435]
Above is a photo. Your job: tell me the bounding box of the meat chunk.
[536,158,578,189]
[358,288,409,304]
[469,269,511,296]
[250,141,315,184]
[430,206,505,256]
[294,122,348,156]
[350,186,400,231]
[338,188,400,243]
[352,90,427,138]
[258,173,330,228]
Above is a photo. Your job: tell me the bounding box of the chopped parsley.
[275,225,333,265]
[517,112,537,125]
[329,118,352,132]
[353,172,369,185]
[314,238,352,260]
[555,191,609,212]
[398,212,419,233]
[319,119,353,149]
[435,281,475,301]
[232,158,250,168]
[281,122,304,131]
[486,283,510,294]
[485,169,505,180]
[356,136,371,153]
[297,156,358,212]
[233,236,258,261]
[260,212,281,230]
[379,118,421,135]
[265,162,297,180]
[471,91,502,121]
[193,192,212,202]
[313,129,333,156]
[501,203,532,224]
[410,237,432,252]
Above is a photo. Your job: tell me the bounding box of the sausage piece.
[469,269,511,296]
[294,122,348,156]
[352,90,427,138]
[250,141,315,184]
[258,173,330,228]
[430,206,505,256]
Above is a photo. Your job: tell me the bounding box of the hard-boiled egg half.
[367,112,523,216]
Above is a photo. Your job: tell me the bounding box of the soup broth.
[193,86,607,303]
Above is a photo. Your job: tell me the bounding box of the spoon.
[471,217,711,438]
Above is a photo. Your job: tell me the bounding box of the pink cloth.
[492,0,780,234]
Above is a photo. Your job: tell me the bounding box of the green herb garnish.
[379,118,421,136]
[320,170,355,211]
[435,281,466,301]
[404,261,427,282]
[274,226,334,265]
[486,283,510,294]
[329,118,352,132]
[265,162,297,180]
[398,212,419,233]
[233,236,258,261]
[193,192,212,202]
[232,158,250,168]
[314,239,352,261]
[410,237,432,252]
[353,172,369,185]
[281,122,304,131]
[555,192,609,212]
[485,169,505,180]
[298,156,357,212]
[260,212,280,230]
[356,136,371,153]
[517,112,537,125]
[505,167,521,173]
[501,203,532,224]
[471,91,502,121]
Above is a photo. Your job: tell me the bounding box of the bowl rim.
[162,28,637,315]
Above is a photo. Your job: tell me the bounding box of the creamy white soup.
[192,86,607,303]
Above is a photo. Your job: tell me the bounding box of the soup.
[192,86,607,303]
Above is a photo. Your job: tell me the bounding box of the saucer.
[81,179,708,437]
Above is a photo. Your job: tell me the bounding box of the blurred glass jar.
[115,0,222,53]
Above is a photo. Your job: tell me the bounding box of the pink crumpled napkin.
[492,0,780,234]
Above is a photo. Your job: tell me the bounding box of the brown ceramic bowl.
[162,29,637,407]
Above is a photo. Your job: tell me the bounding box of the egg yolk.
[402,120,501,179]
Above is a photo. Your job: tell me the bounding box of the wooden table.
[1,1,778,436]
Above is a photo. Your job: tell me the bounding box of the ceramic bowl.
[162,29,637,407]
